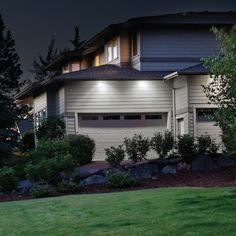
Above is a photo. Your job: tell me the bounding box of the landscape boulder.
[162,165,177,174]
[80,175,107,186]
[130,163,159,179]
[213,154,235,167]
[192,154,215,172]
[18,180,33,193]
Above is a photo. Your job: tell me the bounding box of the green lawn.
[0,187,236,236]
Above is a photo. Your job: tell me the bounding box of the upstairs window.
[132,33,138,57]
[71,61,80,71]
[107,39,118,62]
[94,55,100,67]
[63,63,70,73]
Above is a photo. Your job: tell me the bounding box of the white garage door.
[77,113,168,160]
[196,108,222,145]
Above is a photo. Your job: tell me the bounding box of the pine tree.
[30,36,60,81]
[70,26,85,51]
[0,14,23,164]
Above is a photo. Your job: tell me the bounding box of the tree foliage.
[0,14,23,164]
[70,26,85,51]
[30,36,61,81]
[203,26,236,156]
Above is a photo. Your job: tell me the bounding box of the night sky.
[0,0,236,80]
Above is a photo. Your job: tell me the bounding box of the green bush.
[105,145,125,168]
[176,134,196,163]
[197,135,218,155]
[151,131,174,158]
[21,130,35,151]
[124,134,150,162]
[0,167,18,193]
[31,185,50,198]
[30,139,70,161]
[106,170,138,188]
[25,153,75,184]
[6,148,31,180]
[36,117,65,140]
[57,180,80,193]
[66,134,95,165]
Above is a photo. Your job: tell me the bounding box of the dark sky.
[1,0,236,80]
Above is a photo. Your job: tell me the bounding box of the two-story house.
[16,12,236,160]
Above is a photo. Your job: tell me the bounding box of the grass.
[0,187,236,236]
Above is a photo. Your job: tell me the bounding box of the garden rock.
[214,154,235,167]
[130,163,159,179]
[18,180,33,193]
[162,165,177,174]
[80,175,107,186]
[78,166,100,178]
[176,162,191,172]
[192,154,215,172]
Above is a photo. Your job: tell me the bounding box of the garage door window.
[124,115,141,120]
[103,115,120,120]
[78,113,166,128]
[196,109,216,122]
[81,115,99,120]
[145,114,162,120]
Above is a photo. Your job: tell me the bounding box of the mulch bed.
[1,165,236,202]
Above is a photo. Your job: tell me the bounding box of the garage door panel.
[78,113,168,160]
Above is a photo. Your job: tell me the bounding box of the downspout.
[172,88,177,141]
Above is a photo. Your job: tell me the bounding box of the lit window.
[35,109,47,128]
[63,63,70,73]
[71,61,80,71]
[107,39,118,62]
[94,55,100,67]
[132,33,138,56]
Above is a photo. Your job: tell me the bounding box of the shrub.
[36,117,65,140]
[6,148,31,179]
[31,185,50,198]
[57,180,80,193]
[0,167,18,193]
[66,134,95,165]
[151,131,174,158]
[21,130,35,151]
[176,134,196,163]
[71,172,80,184]
[30,139,70,161]
[105,145,125,168]
[197,135,218,155]
[25,154,75,184]
[124,134,150,162]
[106,170,138,188]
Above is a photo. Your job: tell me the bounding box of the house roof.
[53,64,169,81]
[86,12,236,47]
[163,63,209,79]
[16,65,170,100]
[46,12,236,71]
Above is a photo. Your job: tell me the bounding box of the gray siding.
[34,92,47,113]
[65,80,172,114]
[140,29,218,71]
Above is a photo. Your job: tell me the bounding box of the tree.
[0,14,24,164]
[70,26,85,51]
[203,26,236,156]
[30,36,60,82]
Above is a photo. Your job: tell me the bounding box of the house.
[15,12,236,160]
